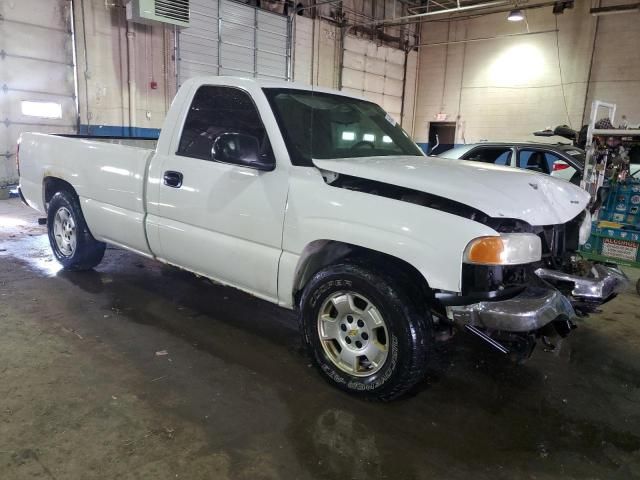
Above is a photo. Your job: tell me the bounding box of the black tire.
[299,262,430,401]
[47,190,106,270]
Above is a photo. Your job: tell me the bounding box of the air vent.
[126,0,190,28]
[155,0,189,24]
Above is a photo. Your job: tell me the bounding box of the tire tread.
[300,261,431,401]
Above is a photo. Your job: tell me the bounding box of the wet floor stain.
[1,198,640,479]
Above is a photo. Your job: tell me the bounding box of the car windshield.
[263,88,424,166]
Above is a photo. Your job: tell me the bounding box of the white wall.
[586,0,640,123]
[74,1,415,137]
[294,18,342,89]
[74,0,175,135]
[292,16,418,130]
[413,0,640,145]
[0,0,76,185]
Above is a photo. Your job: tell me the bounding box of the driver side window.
[177,86,273,164]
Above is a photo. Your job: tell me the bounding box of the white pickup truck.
[17,77,628,400]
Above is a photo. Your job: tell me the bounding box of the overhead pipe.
[369,0,509,28]
[416,28,558,48]
[382,1,562,28]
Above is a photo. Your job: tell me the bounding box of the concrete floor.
[1,198,640,480]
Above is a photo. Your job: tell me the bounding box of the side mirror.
[211,133,274,171]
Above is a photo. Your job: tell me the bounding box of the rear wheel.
[47,190,105,270]
[299,262,430,401]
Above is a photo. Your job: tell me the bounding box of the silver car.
[436,142,585,184]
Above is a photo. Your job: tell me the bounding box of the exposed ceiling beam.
[378,1,566,28]
[371,0,509,27]
[590,3,640,16]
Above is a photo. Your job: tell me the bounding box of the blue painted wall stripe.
[79,124,161,139]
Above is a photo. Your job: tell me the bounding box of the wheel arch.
[43,176,78,212]
[291,239,433,310]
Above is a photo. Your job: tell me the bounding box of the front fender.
[278,169,498,306]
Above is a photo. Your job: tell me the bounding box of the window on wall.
[21,101,62,119]
[177,86,272,163]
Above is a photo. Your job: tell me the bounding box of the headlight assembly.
[579,210,592,246]
[464,233,542,266]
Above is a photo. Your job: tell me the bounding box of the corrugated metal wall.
[341,36,406,123]
[178,0,289,85]
[0,0,77,186]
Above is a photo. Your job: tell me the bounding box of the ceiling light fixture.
[507,9,524,21]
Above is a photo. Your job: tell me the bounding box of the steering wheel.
[350,140,375,151]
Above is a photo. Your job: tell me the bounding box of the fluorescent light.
[382,135,392,143]
[341,131,355,141]
[507,9,524,21]
[21,101,62,119]
[363,133,375,142]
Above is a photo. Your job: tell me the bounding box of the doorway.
[427,122,456,155]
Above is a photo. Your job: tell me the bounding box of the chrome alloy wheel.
[53,207,77,257]
[317,291,389,377]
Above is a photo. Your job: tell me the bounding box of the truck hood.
[313,156,590,226]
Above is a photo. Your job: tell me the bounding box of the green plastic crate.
[580,226,640,268]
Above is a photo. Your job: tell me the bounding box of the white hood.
[313,156,590,226]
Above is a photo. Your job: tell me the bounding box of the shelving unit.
[581,100,640,198]
[580,101,640,281]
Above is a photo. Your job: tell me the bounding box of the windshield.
[263,88,424,166]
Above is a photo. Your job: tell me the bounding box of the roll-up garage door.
[177,0,289,86]
[0,0,77,185]
[341,36,405,124]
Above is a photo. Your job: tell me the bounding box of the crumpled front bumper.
[535,264,629,304]
[447,287,576,333]
[447,264,628,334]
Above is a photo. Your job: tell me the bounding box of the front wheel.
[299,263,431,401]
[47,190,106,270]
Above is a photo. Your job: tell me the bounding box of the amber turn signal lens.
[464,237,504,265]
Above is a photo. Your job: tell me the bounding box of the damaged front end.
[441,213,629,361]
[535,264,628,315]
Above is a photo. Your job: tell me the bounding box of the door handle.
[163,171,183,188]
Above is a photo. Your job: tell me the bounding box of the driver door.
[150,85,289,301]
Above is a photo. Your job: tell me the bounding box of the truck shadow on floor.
[56,248,550,397]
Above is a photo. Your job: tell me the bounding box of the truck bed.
[19,133,156,256]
